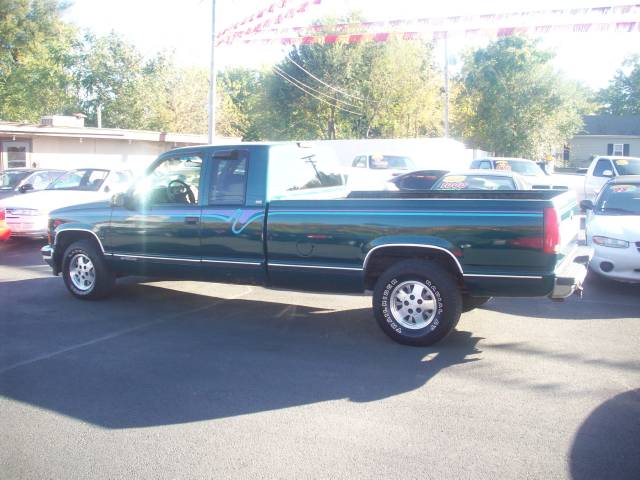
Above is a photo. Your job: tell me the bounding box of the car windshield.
[613,158,640,175]
[433,174,516,190]
[494,160,543,176]
[0,171,31,190]
[368,155,414,170]
[47,169,110,191]
[596,184,640,214]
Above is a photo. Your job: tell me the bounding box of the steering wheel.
[167,179,196,204]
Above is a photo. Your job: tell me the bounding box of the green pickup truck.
[41,143,591,346]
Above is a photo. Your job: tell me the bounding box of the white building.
[0,115,227,175]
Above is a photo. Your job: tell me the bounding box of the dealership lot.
[1,239,639,479]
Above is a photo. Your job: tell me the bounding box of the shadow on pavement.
[570,389,640,480]
[0,279,483,429]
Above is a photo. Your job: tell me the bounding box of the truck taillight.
[0,209,5,221]
[543,207,560,254]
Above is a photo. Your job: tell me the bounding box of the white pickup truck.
[583,156,640,200]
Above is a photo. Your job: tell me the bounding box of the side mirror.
[580,199,594,211]
[111,192,134,209]
[602,169,614,177]
[104,185,111,193]
[19,183,34,193]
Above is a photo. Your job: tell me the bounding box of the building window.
[1,141,30,169]
[613,144,624,156]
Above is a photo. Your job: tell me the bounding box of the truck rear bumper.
[549,246,593,299]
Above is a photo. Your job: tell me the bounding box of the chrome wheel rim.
[70,253,96,292]
[390,280,438,330]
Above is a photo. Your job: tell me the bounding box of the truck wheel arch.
[54,229,105,273]
[363,244,464,291]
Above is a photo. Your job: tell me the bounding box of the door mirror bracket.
[111,192,135,210]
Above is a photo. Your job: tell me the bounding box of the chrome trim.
[55,228,105,253]
[362,244,464,275]
[269,262,363,271]
[112,254,200,263]
[463,274,544,279]
[203,259,262,266]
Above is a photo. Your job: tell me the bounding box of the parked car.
[347,154,416,190]
[581,176,640,283]
[385,170,449,191]
[470,157,567,189]
[431,170,531,190]
[0,168,66,200]
[583,156,640,200]
[0,168,132,238]
[41,143,590,347]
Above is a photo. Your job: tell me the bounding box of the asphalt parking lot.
[1,238,639,480]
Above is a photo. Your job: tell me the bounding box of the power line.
[282,50,370,104]
[271,67,363,116]
[273,65,363,110]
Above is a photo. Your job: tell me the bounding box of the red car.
[0,209,11,241]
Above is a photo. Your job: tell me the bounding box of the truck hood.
[587,214,640,241]
[0,190,109,214]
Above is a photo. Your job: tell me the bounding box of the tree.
[454,36,589,159]
[75,32,153,129]
[598,54,640,114]
[0,0,79,122]
[254,16,444,141]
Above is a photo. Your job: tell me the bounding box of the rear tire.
[372,259,462,346]
[462,295,492,312]
[62,239,115,300]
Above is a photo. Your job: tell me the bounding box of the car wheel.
[62,239,115,300]
[372,259,462,346]
[462,295,492,313]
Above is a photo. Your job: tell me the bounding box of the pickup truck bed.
[40,143,591,346]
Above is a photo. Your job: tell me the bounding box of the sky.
[62,0,640,89]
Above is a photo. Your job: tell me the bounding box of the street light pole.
[208,0,217,144]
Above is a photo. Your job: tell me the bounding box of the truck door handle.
[184,216,200,225]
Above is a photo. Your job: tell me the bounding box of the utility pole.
[208,0,217,144]
[443,33,449,138]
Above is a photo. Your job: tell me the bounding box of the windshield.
[613,158,640,175]
[494,159,543,176]
[47,169,110,191]
[368,155,415,170]
[596,184,640,215]
[0,171,31,190]
[433,174,516,190]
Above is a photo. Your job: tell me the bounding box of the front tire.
[62,239,115,300]
[373,259,462,346]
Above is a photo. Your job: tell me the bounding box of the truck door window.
[593,159,614,177]
[209,151,248,205]
[137,155,202,205]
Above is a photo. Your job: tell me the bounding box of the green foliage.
[256,33,444,140]
[0,0,78,122]
[598,54,640,114]
[454,36,589,159]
